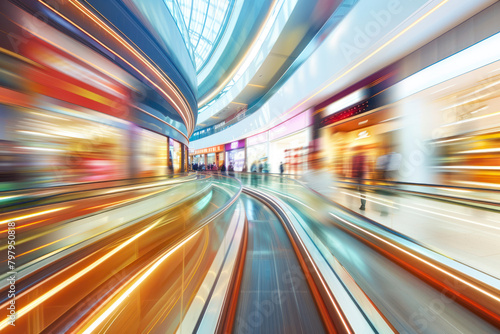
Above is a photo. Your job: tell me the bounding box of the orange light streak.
[37,0,194,134]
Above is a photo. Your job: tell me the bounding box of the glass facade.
[164,0,235,71]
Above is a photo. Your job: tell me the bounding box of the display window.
[321,109,400,180]
[190,155,205,169]
[207,153,217,170]
[225,140,245,172]
[247,143,268,172]
[218,152,225,169]
[169,138,182,173]
[137,129,168,177]
[269,129,311,174]
[226,149,245,172]
[6,107,128,187]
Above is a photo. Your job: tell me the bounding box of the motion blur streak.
[329,212,500,305]
[37,0,195,134]
[17,232,78,257]
[0,220,159,330]
[0,207,69,226]
[0,218,50,233]
[80,230,200,334]
[342,191,500,231]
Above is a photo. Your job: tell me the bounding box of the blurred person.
[262,158,270,173]
[352,148,367,210]
[376,147,402,215]
[250,161,258,173]
[262,158,270,183]
[300,151,335,197]
[250,160,258,186]
[220,163,226,174]
[280,161,285,175]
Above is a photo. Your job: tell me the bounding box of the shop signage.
[193,145,224,155]
[225,139,245,151]
[214,121,226,130]
[320,101,369,127]
[247,131,268,146]
[356,130,370,140]
[269,110,312,141]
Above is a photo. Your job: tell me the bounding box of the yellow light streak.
[329,212,500,304]
[0,221,160,329]
[198,0,279,107]
[0,218,51,234]
[146,229,209,332]
[36,0,194,134]
[0,207,69,226]
[18,232,79,257]
[81,230,200,334]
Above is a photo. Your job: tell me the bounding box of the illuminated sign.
[247,131,268,146]
[192,145,224,155]
[268,110,312,141]
[356,130,370,140]
[320,101,369,127]
[225,139,245,151]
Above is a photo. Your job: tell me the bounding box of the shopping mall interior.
[0,0,499,333]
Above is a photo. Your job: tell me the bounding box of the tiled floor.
[329,187,500,279]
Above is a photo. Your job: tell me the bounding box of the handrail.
[230,171,500,208]
[2,175,244,333]
[0,174,201,213]
[247,173,500,328]
[334,180,500,208]
[243,186,355,334]
[0,177,214,288]
[337,176,500,193]
[0,172,195,194]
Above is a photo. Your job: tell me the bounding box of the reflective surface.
[163,0,236,71]
[233,172,500,333]
[0,175,243,332]
[234,194,324,333]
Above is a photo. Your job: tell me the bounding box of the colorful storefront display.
[246,131,268,172]
[137,128,168,177]
[268,110,313,174]
[225,139,246,172]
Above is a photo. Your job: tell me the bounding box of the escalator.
[233,194,325,333]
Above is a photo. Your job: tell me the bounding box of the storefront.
[225,139,246,172]
[268,110,313,174]
[137,128,168,177]
[400,57,500,187]
[190,145,225,170]
[207,153,216,170]
[320,108,400,179]
[169,138,182,173]
[4,106,130,187]
[246,131,268,172]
